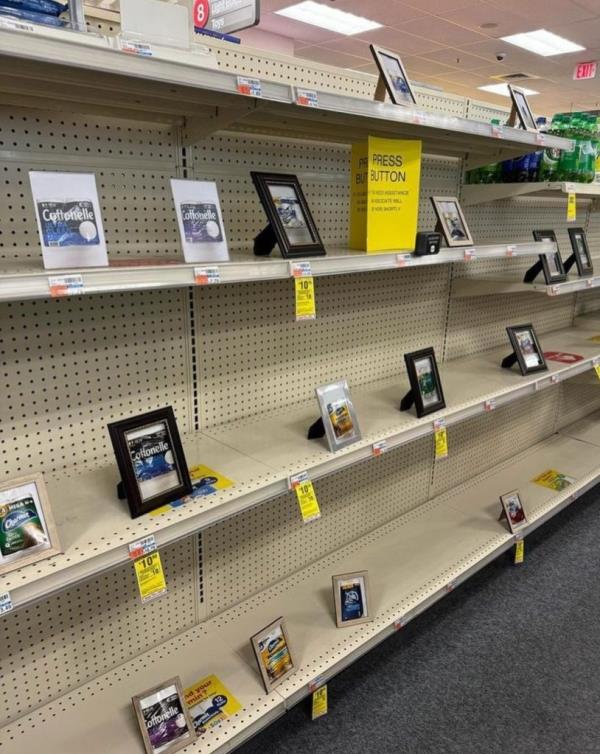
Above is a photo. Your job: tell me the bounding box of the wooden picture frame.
[404,347,446,418]
[132,676,196,754]
[369,44,417,106]
[533,230,567,283]
[332,571,372,628]
[568,227,594,277]
[508,85,538,132]
[506,324,547,375]
[430,196,474,248]
[251,171,325,258]
[0,473,61,575]
[108,406,192,518]
[250,617,296,692]
[500,490,528,534]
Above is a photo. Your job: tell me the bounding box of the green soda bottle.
[540,115,561,182]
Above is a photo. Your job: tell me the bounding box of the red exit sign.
[574,61,597,80]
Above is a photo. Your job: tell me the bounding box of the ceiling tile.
[354,27,445,55]
[401,55,463,75]
[397,15,489,45]
[259,13,340,43]
[295,45,373,68]
[437,3,532,38]
[462,38,563,68]
[331,0,428,26]
[431,69,498,86]
[403,0,480,12]
[550,16,600,49]
[422,47,492,70]
[485,0,597,24]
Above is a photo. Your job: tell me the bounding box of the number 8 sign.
[193,0,210,29]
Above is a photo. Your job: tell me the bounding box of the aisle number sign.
[134,551,167,603]
[311,685,328,719]
[295,277,316,320]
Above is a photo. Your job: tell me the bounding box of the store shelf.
[0,243,551,302]
[4,325,599,612]
[0,26,571,161]
[4,412,600,754]
[452,272,600,298]
[462,181,600,206]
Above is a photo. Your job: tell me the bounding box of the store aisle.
[238,486,600,754]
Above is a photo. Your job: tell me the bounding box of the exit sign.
[574,61,597,80]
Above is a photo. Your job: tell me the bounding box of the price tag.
[412,111,426,125]
[308,675,326,693]
[0,17,34,32]
[120,39,153,56]
[128,535,156,560]
[491,124,503,138]
[484,398,496,412]
[311,685,328,720]
[295,277,316,320]
[194,266,220,285]
[372,440,388,456]
[290,261,312,278]
[237,76,262,97]
[445,580,456,593]
[567,192,577,222]
[594,363,600,381]
[535,132,546,146]
[48,274,84,298]
[550,374,560,384]
[296,88,319,107]
[587,279,594,288]
[0,592,13,616]
[134,551,167,603]
[393,617,405,631]
[396,253,413,267]
[464,248,476,261]
[550,285,560,296]
[290,473,321,523]
[434,418,448,460]
[514,537,525,564]
[506,245,517,257]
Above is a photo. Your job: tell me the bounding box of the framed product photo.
[132,676,196,754]
[315,380,361,452]
[506,325,548,375]
[251,171,325,258]
[508,84,538,132]
[0,473,61,575]
[332,571,372,628]
[170,178,229,263]
[108,407,192,518]
[404,347,446,418]
[568,227,594,277]
[499,490,528,534]
[250,617,296,692]
[369,44,417,106]
[533,230,567,284]
[430,196,474,248]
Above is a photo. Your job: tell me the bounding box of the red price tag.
[193,0,209,28]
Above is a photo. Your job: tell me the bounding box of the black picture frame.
[508,85,538,132]
[404,347,446,418]
[568,227,594,277]
[369,44,417,107]
[506,325,547,375]
[251,171,325,258]
[108,406,192,518]
[533,230,567,283]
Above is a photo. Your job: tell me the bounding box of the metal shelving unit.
[452,273,600,298]
[462,181,600,206]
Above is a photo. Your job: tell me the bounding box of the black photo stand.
[562,252,577,275]
[523,258,543,283]
[254,223,277,256]
[117,480,126,499]
[501,352,518,370]
[399,389,415,412]
[307,416,325,440]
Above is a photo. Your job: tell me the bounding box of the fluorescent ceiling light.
[478,83,539,97]
[501,29,584,57]
[276,1,382,35]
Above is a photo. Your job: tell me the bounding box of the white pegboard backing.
[414,89,467,118]
[575,205,600,315]
[195,266,450,427]
[0,536,197,725]
[554,380,600,431]
[203,435,432,617]
[0,289,191,479]
[465,97,511,125]
[431,388,559,498]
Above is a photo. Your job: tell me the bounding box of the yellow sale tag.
[567,192,576,222]
[594,364,600,381]
[434,420,448,460]
[134,551,167,603]
[514,539,524,564]
[295,276,316,320]
[294,480,321,523]
[312,685,328,720]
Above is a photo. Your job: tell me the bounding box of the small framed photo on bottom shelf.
[132,677,196,754]
[404,347,446,418]
[568,227,594,277]
[533,230,567,284]
[332,571,372,628]
[250,617,296,692]
[108,407,192,518]
[315,380,361,452]
[500,490,528,534]
[430,196,473,248]
[0,473,61,575]
[506,325,547,375]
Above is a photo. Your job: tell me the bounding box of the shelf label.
[0,17,35,32]
[445,580,456,593]
[290,472,321,523]
[464,248,475,261]
[550,374,560,384]
[296,88,318,107]
[237,76,262,97]
[396,253,413,267]
[514,537,525,565]
[308,675,326,692]
[194,266,220,285]
[134,551,167,603]
[311,685,328,720]
[0,592,13,616]
[393,617,405,631]
[411,111,426,125]
[372,439,388,456]
[48,274,84,298]
[535,132,546,146]
[434,418,448,460]
[594,363,600,381]
[491,124,503,138]
[506,245,517,257]
[587,279,594,288]
[484,398,496,412]
[567,192,577,222]
[290,261,312,278]
[295,276,316,320]
[120,39,153,56]
[550,285,560,296]
[128,535,156,560]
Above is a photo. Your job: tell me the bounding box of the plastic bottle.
[581,114,596,183]
[595,117,600,183]
[539,114,562,182]
[558,114,578,181]
[528,116,547,182]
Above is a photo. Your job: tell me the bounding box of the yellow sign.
[150,463,234,516]
[567,192,576,222]
[514,539,524,565]
[294,480,321,522]
[350,136,422,253]
[595,364,600,381]
[588,335,600,344]
[532,469,575,491]
[134,551,167,603]
[434,424,448,460]
[184,674,242,733]
[312,685,328,720]
[295,277,316,320]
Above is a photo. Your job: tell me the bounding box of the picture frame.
[332,571,372,628]
[170,178,229,263]
[568,227,594,277]
[369,44,417,107]
[0,473,61,575]
[250,617,296,692]
[250,171,326,258]
[132,676,196,754]
[108,406,192,518]
[315,380,362,452]
[404,347,446,418]
[499,490,528,534]
[533,230,567,283]
[506,324,547,375]
[508,84,538,132]
[430,196,474,248]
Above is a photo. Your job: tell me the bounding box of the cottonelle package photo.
[250,617,296,692]
[132,676,196,754]
[170,178,229,263]
[369,44,417,106]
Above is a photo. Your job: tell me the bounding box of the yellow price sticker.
[567,192,576,222]
[434,420,448,460]
[312,685,328,720]
[295,276,316,320]
[134,551,167,603]
[294,480,321,523]
[514,539,524,565]
[594,364,600,381]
